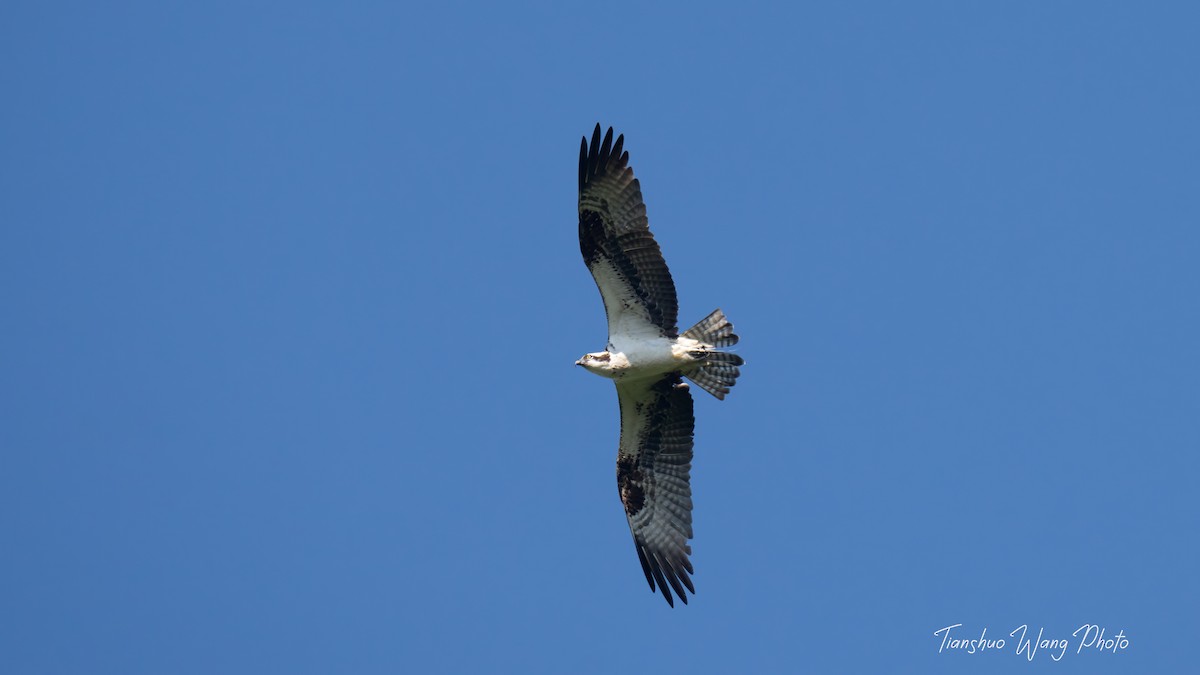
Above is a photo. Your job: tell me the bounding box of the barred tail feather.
[683,309,744,400]
[682,308,739,348]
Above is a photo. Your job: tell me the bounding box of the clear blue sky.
[2,2,1197,673]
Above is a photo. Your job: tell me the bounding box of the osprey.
[575,124,744,607]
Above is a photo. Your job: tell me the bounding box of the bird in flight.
[576,124,744,607]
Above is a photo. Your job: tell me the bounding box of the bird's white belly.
[613,335,681,380]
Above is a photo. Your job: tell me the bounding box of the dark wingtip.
[580,124,628,194]
[641,544,694,607]
[681,570,695,593]
[648,550,675,607]
[634,541,656,591]
[583,124,597,182]
[599,126,613,164]
[578,136,588,192]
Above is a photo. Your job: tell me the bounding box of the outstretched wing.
[615,374,696,607]
[578,124,680,342]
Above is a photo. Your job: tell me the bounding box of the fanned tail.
[682,309,744,400]
[682,308,739,348]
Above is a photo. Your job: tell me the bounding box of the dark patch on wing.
[616,456,646,517]
[615,374,696,607]
[578,124,679,337]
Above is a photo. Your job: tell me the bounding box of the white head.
[575,351,621,378]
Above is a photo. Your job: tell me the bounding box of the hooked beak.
[574,360,583,366]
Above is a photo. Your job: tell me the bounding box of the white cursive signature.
[933,623,1129,660]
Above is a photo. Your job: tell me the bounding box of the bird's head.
[575,351,617,377]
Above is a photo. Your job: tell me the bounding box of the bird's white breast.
[613,334,684,381]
